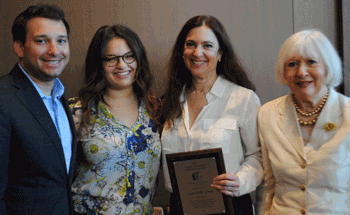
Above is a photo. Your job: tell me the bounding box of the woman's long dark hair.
[161,15,255,130]
[78,24,160,135]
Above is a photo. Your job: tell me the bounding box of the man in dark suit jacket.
[0,5,78,214]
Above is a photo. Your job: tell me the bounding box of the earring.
[218,59,221,62]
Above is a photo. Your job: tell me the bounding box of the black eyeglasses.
[103,52,136,67]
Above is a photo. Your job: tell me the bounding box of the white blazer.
[256,88,350,215]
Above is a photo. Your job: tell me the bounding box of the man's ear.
[14,41,24,58]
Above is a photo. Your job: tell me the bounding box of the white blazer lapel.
[309,89,348,150]
[277,95,306,160]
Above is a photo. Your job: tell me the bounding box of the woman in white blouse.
[256,29,350,214]
[160,15,263,215]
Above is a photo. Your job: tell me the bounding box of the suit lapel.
[277,95,306,160]
[61,94,78,183]
[309,89,344,150]
[9,66,67,171]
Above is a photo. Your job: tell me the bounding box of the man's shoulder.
[0,65,22,85]
[0,71,17,96]
[0,65,31,93]
[0,67,31,107]
[0,72,12,85]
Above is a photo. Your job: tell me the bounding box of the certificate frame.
[166,148,234,215]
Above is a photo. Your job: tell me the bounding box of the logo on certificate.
[192,172,203,180]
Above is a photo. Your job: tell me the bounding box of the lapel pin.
[325,122,336,131]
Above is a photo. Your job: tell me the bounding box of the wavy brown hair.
[161,15,255,130]
[78,24,160,135]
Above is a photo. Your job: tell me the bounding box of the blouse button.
[300,208,306,214]
[300,184,306,191]
[300,163,306,169]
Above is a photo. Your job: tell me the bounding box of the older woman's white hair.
[276,29,342,88]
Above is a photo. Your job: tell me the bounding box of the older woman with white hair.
[256,29,350,214]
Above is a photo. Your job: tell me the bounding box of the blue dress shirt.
[19,64,72,173]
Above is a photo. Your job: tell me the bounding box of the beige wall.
[0,0,339,209]
[1,0,294,104]
[294,0,337,43]
[0,0,340,102]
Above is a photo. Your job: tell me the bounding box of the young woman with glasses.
[68,25,161,215]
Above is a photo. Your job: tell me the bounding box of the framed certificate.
[166,148,234,215]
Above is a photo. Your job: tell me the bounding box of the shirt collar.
[18,63,65,99]
[207,75,228,99]
[180,75,228,103]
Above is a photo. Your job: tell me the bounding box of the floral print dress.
[69,98,161,215]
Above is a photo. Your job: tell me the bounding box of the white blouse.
[162,75,263,196]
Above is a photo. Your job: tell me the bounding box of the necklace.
[292,90,329,117]
[297,116,319,126]
[292,89,329,126]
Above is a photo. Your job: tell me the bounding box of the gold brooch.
[325,122,336,131]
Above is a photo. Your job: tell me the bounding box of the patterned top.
[69,98,161,215]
